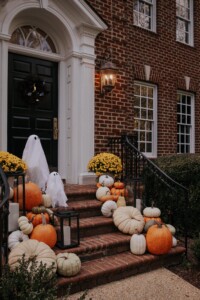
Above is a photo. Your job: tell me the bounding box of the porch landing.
[55,184,186,296]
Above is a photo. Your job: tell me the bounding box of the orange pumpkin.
[100,194,119,202]
[144,217,162,223]
[114,181,125,189]
[146,223,172,255]
[26,212,50,227]
[30,214,57,248]
[13,182,42,211]
[96,183,102,188]
[111,187,128,197]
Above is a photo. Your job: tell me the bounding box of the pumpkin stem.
[151,201,155,208]
[154,220,162,228]
[41,213,46,225]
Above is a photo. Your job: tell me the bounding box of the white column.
[58,60,68,180]
[0,40,8,150]
[78,57,96,184]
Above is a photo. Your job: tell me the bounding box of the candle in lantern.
[104,75,108,86]
[109,74,113,85]
[8,203,19,232]
[63,225,71,245]
[136,198,142,212]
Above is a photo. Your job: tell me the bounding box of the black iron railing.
[0,166,10,275]
[108,134,189,255]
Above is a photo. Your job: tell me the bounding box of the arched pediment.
[0,0,107,57]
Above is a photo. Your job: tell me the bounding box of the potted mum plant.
[87,152,123,179]
[0,151,27,175]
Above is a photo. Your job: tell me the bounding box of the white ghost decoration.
[46,172,68,208]
[22,135,49,192]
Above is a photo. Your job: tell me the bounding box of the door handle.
[53,117,58,140]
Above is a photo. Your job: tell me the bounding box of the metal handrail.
[0,166,10,209]
[125,136,188,192]
[108,134,189,255]
[0,165,10,275]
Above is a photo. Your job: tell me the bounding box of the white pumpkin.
[113,206,145,235]
[56,253,81,277]
[143,206,161,217]
[8,230,29,251]
[8,240,57,275]
[172,236,178,247]
[166,224,176,236]
[144,219,157,232]
[101,200,117,217]
[99,175,114,188]
[96,186,110,200]
[18,216,33,235]
[130,233,146,255]
[41,193,52,208]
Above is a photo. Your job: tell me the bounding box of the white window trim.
[134,81,157,158]
[177,90,195,153]
[176,0,194,46]
[133,0,157,33]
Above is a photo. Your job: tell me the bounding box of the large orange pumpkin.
[13,182,42,211]
[146,223,172,255]
[30,215,57,248]
[26,212,50,227]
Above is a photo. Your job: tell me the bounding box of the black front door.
[8,53,58,170]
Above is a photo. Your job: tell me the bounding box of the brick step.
[55,215,117,239]
[67,199,102,218]
[54,198,134,219]
[79,215,117,238]
[64,184,96,201]
[57,246,186,296]
[55,232,131,262]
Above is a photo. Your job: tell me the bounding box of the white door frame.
[0,0,107,184]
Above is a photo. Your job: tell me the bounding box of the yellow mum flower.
[0,151,27,173]
[87,152,122,176]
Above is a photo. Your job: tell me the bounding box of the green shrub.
[192,238,200,262]
[143,154,200,236]
[0,255,57,300]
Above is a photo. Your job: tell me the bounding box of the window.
[133,0,156,31]
[134,82,157,157]
[176,0,193,45]
[177,92,194,153]
[10,26,56,53]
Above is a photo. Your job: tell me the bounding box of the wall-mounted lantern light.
[100,61,118,95]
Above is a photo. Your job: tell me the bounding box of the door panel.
[8,53,58,170]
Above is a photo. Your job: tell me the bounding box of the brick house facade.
[89,0,200,157]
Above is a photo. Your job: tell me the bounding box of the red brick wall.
[88,0,200,156]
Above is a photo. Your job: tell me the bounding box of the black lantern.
[53,211,80,249]
[100,61,118,95]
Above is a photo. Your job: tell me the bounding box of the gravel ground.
[62,267,200,300]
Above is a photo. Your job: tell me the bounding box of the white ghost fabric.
[22,135,49,192]
[46,172,68,208]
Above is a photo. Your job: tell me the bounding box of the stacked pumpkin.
[9,181,57,249]
[96,175,128,218]
[129,203,177,256]
[7,181,82,278]
[109,198,178,256]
